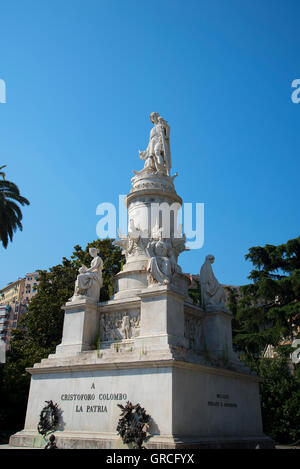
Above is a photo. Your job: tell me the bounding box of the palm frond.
[0,170,30,248]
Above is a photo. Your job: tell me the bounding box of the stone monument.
[10,113,274,449]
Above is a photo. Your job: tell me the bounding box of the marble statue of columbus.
[138,112,171,176]
[199,255,227,311]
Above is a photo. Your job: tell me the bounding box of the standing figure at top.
[139,112,171,176]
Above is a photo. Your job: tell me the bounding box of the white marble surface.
[56,298,99,356]
[21,363,173,436]
[10,354,268,448]
[137,112,171,176]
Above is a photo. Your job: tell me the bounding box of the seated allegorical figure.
[69,247,103,302]
[146,237,181,285]
[199,254,227,311]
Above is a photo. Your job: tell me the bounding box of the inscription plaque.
[208,393,237,408]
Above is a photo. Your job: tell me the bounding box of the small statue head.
[206,254,215,264]
[89,247,99,258]
[149,112,160,124]
[156,240,168,257]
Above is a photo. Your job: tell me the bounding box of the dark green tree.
[225,286,239,316]
[240,353,300,444]
[233,236,300,355]
[224,286,240,339]
[0,238,124,432]
[0,165,30,248]
[232,237,300,444]
[188,278,202,305]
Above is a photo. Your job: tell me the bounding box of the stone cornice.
[138,285,186,301]
[184,301,205,317]
[26,357,261,382]
[99,296,141,312]
[62,298,99,311]
[126,189,182,207]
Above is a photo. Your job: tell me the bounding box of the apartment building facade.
[0,272,39,350]
[22,272,39,303]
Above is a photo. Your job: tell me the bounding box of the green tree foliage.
[240,353,300,444]
[0,165,30,248]
[225,286,238,316]
[233,236,300,355]
[188,278,202,305]
[232,237,300,444]
[0,238,123,431]
[224,286,240,337]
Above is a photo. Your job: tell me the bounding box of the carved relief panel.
[184,313,203,352]
[100,310,140,342]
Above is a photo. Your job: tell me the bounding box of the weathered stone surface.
[9,349,273,449]
[55,298,100,356]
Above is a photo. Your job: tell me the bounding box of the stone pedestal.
[55,298,100,355]
[9,350,273,449]
[202,309,234,360]
[9,285,274,449]
[136,285,189,350]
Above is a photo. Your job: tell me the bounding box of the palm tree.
[0,165,6,179]
[0,165,30,248]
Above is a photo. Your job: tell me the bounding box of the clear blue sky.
[1,0,299,287]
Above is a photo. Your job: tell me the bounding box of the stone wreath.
[37,400,60,436]
[116,401,151,449]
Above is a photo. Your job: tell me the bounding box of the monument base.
[9,349,274,449]
[10,430,274,449]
